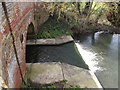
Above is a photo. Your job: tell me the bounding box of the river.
[75,32,119,88]
[26,32,119,88]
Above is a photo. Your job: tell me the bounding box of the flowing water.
[26,32,119,88]
[75,32,119,88]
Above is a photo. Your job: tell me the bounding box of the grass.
[66,85,83,90]
[21,76,83,89]
[63,79,67,83]
[37,18,72,39]
[20,64,34,88]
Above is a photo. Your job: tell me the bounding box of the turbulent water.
[76,32,119,88]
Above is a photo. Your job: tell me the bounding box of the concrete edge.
[26,35,74,45]
[75,43,103,89]
[89,71,103,89]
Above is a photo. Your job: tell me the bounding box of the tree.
[106,2,120,27]
[83,1,91,15]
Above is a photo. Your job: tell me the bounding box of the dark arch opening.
[26,22,35,63]
[27,22,35,40]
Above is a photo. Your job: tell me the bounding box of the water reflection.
[94,33,113,48]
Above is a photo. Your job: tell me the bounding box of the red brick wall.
[0,2,48,88]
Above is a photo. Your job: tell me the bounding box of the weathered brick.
[0,2,48,88]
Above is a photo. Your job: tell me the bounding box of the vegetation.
[45,2,120,35]
[37,18,71,39]
[21,75,83,89]
[36,2,120,39]
[66,85,83,90]
[20,66,32,88]
[105,2,120,27]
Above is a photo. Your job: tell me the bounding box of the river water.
[26,42,88,69]
[26,32,119,88]
[75,32,119,88]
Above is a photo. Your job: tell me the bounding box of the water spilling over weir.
[75,32,118,88]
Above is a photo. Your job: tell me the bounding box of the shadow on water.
[26,42,88,69]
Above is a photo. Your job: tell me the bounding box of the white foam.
[75,43,103,73]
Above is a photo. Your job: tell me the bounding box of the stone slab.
[61,63,99,88]
[27,62,63,85]
[26,62,102,88]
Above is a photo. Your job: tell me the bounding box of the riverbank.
[72,23,120,37]
[35,17,120,41]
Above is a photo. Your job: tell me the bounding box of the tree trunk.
[77,3,81,15]
[83,2,91,16]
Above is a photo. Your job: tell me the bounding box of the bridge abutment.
[0,2,48,88]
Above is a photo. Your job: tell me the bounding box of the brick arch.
[13,21,36,88]
[8,10,36,87]
[0,2,48,88]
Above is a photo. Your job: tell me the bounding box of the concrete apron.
[26,62,102,89]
